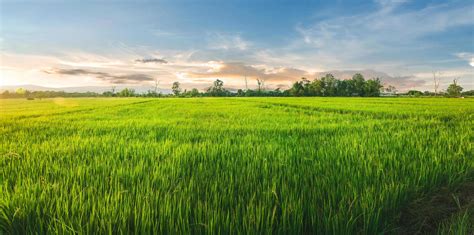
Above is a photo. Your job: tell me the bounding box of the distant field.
[1,97,473,234]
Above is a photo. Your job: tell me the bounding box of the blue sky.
[1,0,473,91]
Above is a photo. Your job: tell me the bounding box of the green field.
[1,97,473,234]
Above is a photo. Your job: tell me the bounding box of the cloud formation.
[44,68,154,84]
[2,49,468,91]
[185,62,309,82]
[456,53,474,67]
[40,61,435,90]
[294,0,474,69]
[1,1,473,91]
[181,62,431,91]
[208,33,250,51]
[135,58,168,64]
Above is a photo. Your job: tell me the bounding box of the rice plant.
[0,97,472,234]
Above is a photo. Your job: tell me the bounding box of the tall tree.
[256,78,264,92]
[321,74,337,96]
[15,88,27,95]
[290,80,305,96]
[447,79,463,97]
[351,73,366,96]
[300,77,311,95]
[336,79,352,96]
[385,85,397,94]
[118,88,135,97]
[364,78,383,97]
[309,79,323,96]
[172,81,181,96]
[190,88,200,97]
[407,90,423,96]
[207,79,226,96]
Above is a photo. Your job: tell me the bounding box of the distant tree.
[309,79,323,96]
[147,90,158,97]
[385,85,397,94]
[190,88,200,97]
[289,80,305,96]
[172,81,181,96]
[351,73,366,96]
[145,89,160,97]
[15,88,27,95]
[1,90,10,98]
[446,79,463,97]
[214,79,224,91]
[256,78,264,92]
[300,77,311,95]
[14,88,32,98]
[103,91,114,97]
[288,74,383,97]
[244,89,255,97]
[118,88,136,97]
[462,90,474,96]
[270,88,283,96]
[207,79,227,96]
[407,90,423,97]
[336,79,352,96]
[364,78,383,97]
[321,74,337,96]
[1,90,102,99]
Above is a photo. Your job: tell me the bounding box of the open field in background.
[0,97,473,234]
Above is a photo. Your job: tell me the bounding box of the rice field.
[0,97,473,234]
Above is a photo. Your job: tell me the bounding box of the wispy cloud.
[294,0,474,67]
[374,0,410,13]
[183,63,429,90]
[135,58,168,64]
[44,68,154,84]
[208,33,250,51]
[185,62,309,83]
[2,1,472,91]
[2,48,469,91]
[456,52,474,67]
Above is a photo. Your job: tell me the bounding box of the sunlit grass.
[1,97,473,234]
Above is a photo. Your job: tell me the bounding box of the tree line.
[1,73,470,99]
[168,73,385,97]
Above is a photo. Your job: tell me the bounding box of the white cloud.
[208,33,250,51]
[456,52,474,67]
[3,49,472,91]
[374,0,410,13]
[294,1,474,68]
[3,2,473,93]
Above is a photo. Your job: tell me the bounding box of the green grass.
[437,209,473,235]
[0,97,473,234]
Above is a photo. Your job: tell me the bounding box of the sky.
[0,0,473,92]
